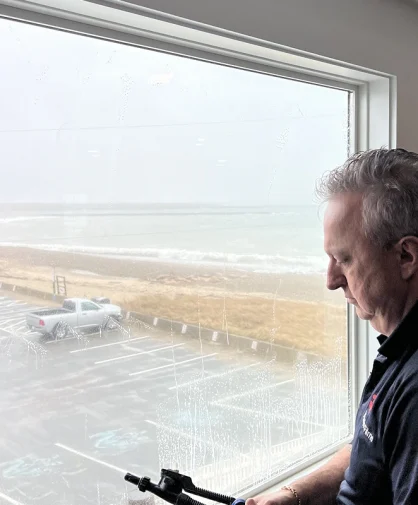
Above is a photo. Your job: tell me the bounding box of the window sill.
[261,455,333,495]
[241,439,349,499]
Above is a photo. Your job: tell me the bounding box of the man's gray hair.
[316,148,418,249]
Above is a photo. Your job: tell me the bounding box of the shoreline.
[0,246,338,301]
[0,245,346,356]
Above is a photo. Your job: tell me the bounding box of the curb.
[0,281,320,364]
[126,311,320,364]
[0,281,66,303]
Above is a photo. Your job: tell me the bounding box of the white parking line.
[12,325,27,333]
[213,379,295,404]
[94,343,185,365]
[168,361,262,390]
[212,403,274,416]
[0,492,25,505]
[3,321,25,331]
[0,317,23,326]
[0,309,28,316]
[0,328,16,336]
[0,305,21,311]
[129,353,218,376]
[0,317,28,329]
[145,419,227,451]
[1,302,23,308]
[0,305,39,311]
[45,336,80,344]
[4,318,25,326]
[0,309,36,318]
[0,301,14,307]
[55,443,127,474]
[0,311,28,318]
[211,402,329,428]
[70,336,150,354]
[0,316,28,324]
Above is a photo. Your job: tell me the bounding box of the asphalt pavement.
[0,295,348,505]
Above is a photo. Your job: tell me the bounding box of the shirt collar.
[378,300,418,359]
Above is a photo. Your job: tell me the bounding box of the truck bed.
[29,308,72,317]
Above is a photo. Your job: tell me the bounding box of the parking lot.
[0,295,348,505]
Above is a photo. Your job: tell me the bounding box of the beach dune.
[0,246,346,356]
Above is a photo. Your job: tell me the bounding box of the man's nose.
[327,262,346,291]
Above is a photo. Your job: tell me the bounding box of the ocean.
[0,204,327,275]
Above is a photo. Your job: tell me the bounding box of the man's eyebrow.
[327,249,348,258]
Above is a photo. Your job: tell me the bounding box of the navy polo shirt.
[337,302,418,505]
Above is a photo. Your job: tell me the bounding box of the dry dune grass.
[123,293,346,356]
[0,246,346,357]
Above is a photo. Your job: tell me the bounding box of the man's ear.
[397,236,418,280]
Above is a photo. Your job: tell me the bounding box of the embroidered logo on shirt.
[362,412,374,442]
[363,393,377,442]
[368,394,377,411]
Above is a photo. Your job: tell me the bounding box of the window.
[0,4,393,505]
[81,302,100,311]
[63,300,76,312]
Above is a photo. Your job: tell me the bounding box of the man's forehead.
[325,193,363,224]
[324,193,363,249]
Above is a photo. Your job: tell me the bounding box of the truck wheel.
[105,317,118,330]
[53,322,68,340]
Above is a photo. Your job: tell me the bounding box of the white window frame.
[0,0,396,496]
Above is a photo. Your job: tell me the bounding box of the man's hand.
[245,444,351,505]
[246,490,299,505]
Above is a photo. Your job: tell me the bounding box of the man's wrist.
[280,486,303,505]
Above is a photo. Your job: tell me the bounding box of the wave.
[0,216,56,224]
[0,242,327,274]
[0,209,300,218]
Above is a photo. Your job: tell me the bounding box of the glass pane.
[0,19,349,505]
[81,302,99,311]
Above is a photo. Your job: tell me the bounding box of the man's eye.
[337,257,350,265]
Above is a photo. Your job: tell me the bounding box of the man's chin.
[354,306,374,320]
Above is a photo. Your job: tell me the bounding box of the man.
[247,148,418,505]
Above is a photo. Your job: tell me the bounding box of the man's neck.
[378,295,418,336]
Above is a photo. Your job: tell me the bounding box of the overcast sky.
[0,19,349,205]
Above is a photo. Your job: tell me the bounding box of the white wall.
[133,0,418,151]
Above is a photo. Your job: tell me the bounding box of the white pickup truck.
[26,298,123,339]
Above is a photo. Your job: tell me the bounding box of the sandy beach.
[0,246,346,356]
